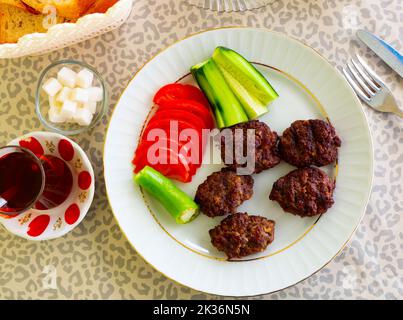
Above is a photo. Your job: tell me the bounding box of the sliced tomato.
[146,116,205,163]
[142,118,203,151]
[134,136,189,165]
[153,83,210,109]
[134,146,193,183]
[132,93,211,182]
[135,154,192,183]
[148,110,205,132]
[141,118,201,143]
[133,135,199,171]
[157,99,215,129]
[134,127,203,170]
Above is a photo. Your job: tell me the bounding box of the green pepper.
[134,166,199,224]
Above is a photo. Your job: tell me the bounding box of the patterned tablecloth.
[0,0,402,300]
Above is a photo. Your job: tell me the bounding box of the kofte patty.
[209,213,275,259]
[278,119,341,168]
[195,169,254,218]
[269,167,335,217]
[220,120,281,174]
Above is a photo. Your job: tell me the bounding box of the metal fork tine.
[351,58,379,92]
[343,55,401,117]
[347,61,374,97]
[342,66,370,102]
[355,54,384,88]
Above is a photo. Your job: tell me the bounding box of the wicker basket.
[0,0,134,59]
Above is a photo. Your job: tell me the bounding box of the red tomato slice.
[134,146,193,183]
[134,127,203,171]
[134,138,187,168]
[141,118,201,143]
[149,110,205,133]
[134,136,191,165]
[157,99,215,129]
[142,118,203,153]
[153,83,210,109]
[146,115,205,164]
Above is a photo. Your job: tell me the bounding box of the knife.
[356,29,403,78]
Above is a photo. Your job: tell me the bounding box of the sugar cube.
[60,100,78,119]
[74,108,93,126]
[45,67,101,127]
[42,77,62,97]
[87,86,103,102]
[76,69,94,89]
[56,87,73,103]
[49,96,62,110]
[57,67,77,88]
[48,107,66,123]
[71,88,89,103]
[82,101,97,114]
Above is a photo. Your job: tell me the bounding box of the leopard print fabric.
[0,0,402,299]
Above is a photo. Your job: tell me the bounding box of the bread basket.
[0,0,134,59]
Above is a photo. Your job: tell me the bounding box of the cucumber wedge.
[212,46,279,115]
[191,59,248,128]
[218,67,269,119]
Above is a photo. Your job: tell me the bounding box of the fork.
[343,54,403,118]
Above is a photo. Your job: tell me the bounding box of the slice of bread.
[0,4,66,43]
[21,0,95,19]
[0,0,25,10]
[85,0,118,14]
[0,0,40,13]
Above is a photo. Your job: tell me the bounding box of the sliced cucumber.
[218,67,269,119]
[191,59,248,128]
[212,46,279,108]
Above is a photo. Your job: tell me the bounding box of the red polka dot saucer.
[1,132,95,241]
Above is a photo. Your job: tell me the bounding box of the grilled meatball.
[220,120,281,174]
[209,213,275,259]
[269,167,335,217]
[278,119,341,168]
[195,169,254,217]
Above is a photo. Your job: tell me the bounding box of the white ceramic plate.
[104,28,373,296]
